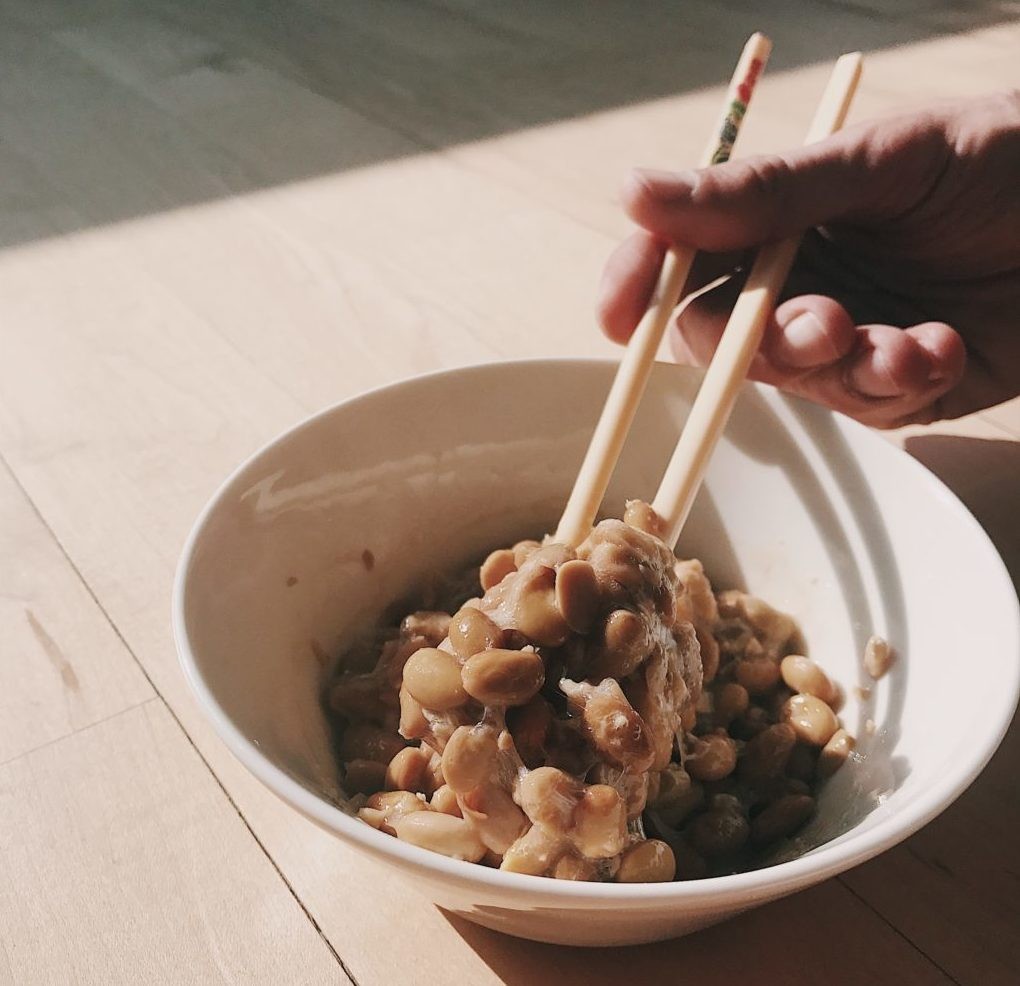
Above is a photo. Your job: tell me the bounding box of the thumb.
[621,114,944,252]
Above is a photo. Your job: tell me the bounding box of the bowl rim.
[173,357,1020,904]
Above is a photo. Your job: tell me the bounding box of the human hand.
[598,91,1020,427]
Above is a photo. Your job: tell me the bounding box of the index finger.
[597,231,666,343]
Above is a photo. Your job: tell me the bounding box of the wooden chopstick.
[651,52,864,549]
[553,32,772,547]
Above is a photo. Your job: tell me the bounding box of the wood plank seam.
[837,877,965,985]
[0,448,360,986]
[0,697,156,771]
[974,410,1020,442]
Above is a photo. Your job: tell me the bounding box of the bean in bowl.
[325,501,856,882]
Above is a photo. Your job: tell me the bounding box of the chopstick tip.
[837,51,865,85]
[740,31,772,69]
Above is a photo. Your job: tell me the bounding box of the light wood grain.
[0,454,349,984]
[1,1,1018,983]
[0,702,350,986]
[0,461,153,764]
[982,395,1020,440]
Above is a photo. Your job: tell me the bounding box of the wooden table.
[2,2,1018,983]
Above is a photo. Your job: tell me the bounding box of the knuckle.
[741,154,796,203]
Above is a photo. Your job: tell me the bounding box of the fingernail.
[630,167,696,195]
[847,348,902,398]
[772,311,828,368]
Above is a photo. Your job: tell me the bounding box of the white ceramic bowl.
[173,359,1018,947]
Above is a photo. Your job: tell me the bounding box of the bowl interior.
[177,360,1019,870]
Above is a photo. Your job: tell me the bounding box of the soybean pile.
[326,501,855,882]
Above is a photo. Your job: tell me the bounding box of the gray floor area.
[1,0,1015,248]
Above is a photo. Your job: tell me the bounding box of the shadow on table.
[439,872,938,984]
[0,0,1016,249]
[838,636,1020,983]
[902,433,1020,586]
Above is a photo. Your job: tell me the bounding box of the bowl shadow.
[439,871,928,982]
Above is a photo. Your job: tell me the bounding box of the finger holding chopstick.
[554,32,772,548]
[651,52,865,549]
